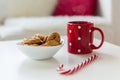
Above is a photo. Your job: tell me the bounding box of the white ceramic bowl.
[17,39,64,60]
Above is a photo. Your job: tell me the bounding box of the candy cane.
[57,54,98,75]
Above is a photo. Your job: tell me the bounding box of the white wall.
[97,0,112,22]
[112,0,120,45]
[0,0,57,21]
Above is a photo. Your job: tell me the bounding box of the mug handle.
[90,27,104,49]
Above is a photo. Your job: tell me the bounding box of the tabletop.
[0,36,120,80]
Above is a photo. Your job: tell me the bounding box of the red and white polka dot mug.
[67,21,104,54]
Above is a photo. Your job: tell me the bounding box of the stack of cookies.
[22,32,61,46]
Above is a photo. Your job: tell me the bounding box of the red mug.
[67,21,104,54]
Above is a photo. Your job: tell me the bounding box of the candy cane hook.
[57,54,98,75]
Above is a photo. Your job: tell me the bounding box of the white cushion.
[4,16,110,31]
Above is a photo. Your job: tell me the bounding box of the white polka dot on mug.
[67,21,104,54]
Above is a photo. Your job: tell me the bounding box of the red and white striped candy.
[57,54,98,75]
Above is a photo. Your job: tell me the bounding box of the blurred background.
[0,0,120,46]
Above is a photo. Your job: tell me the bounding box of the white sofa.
[0,0,113,43]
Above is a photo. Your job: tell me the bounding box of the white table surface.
[0,36,120,80]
